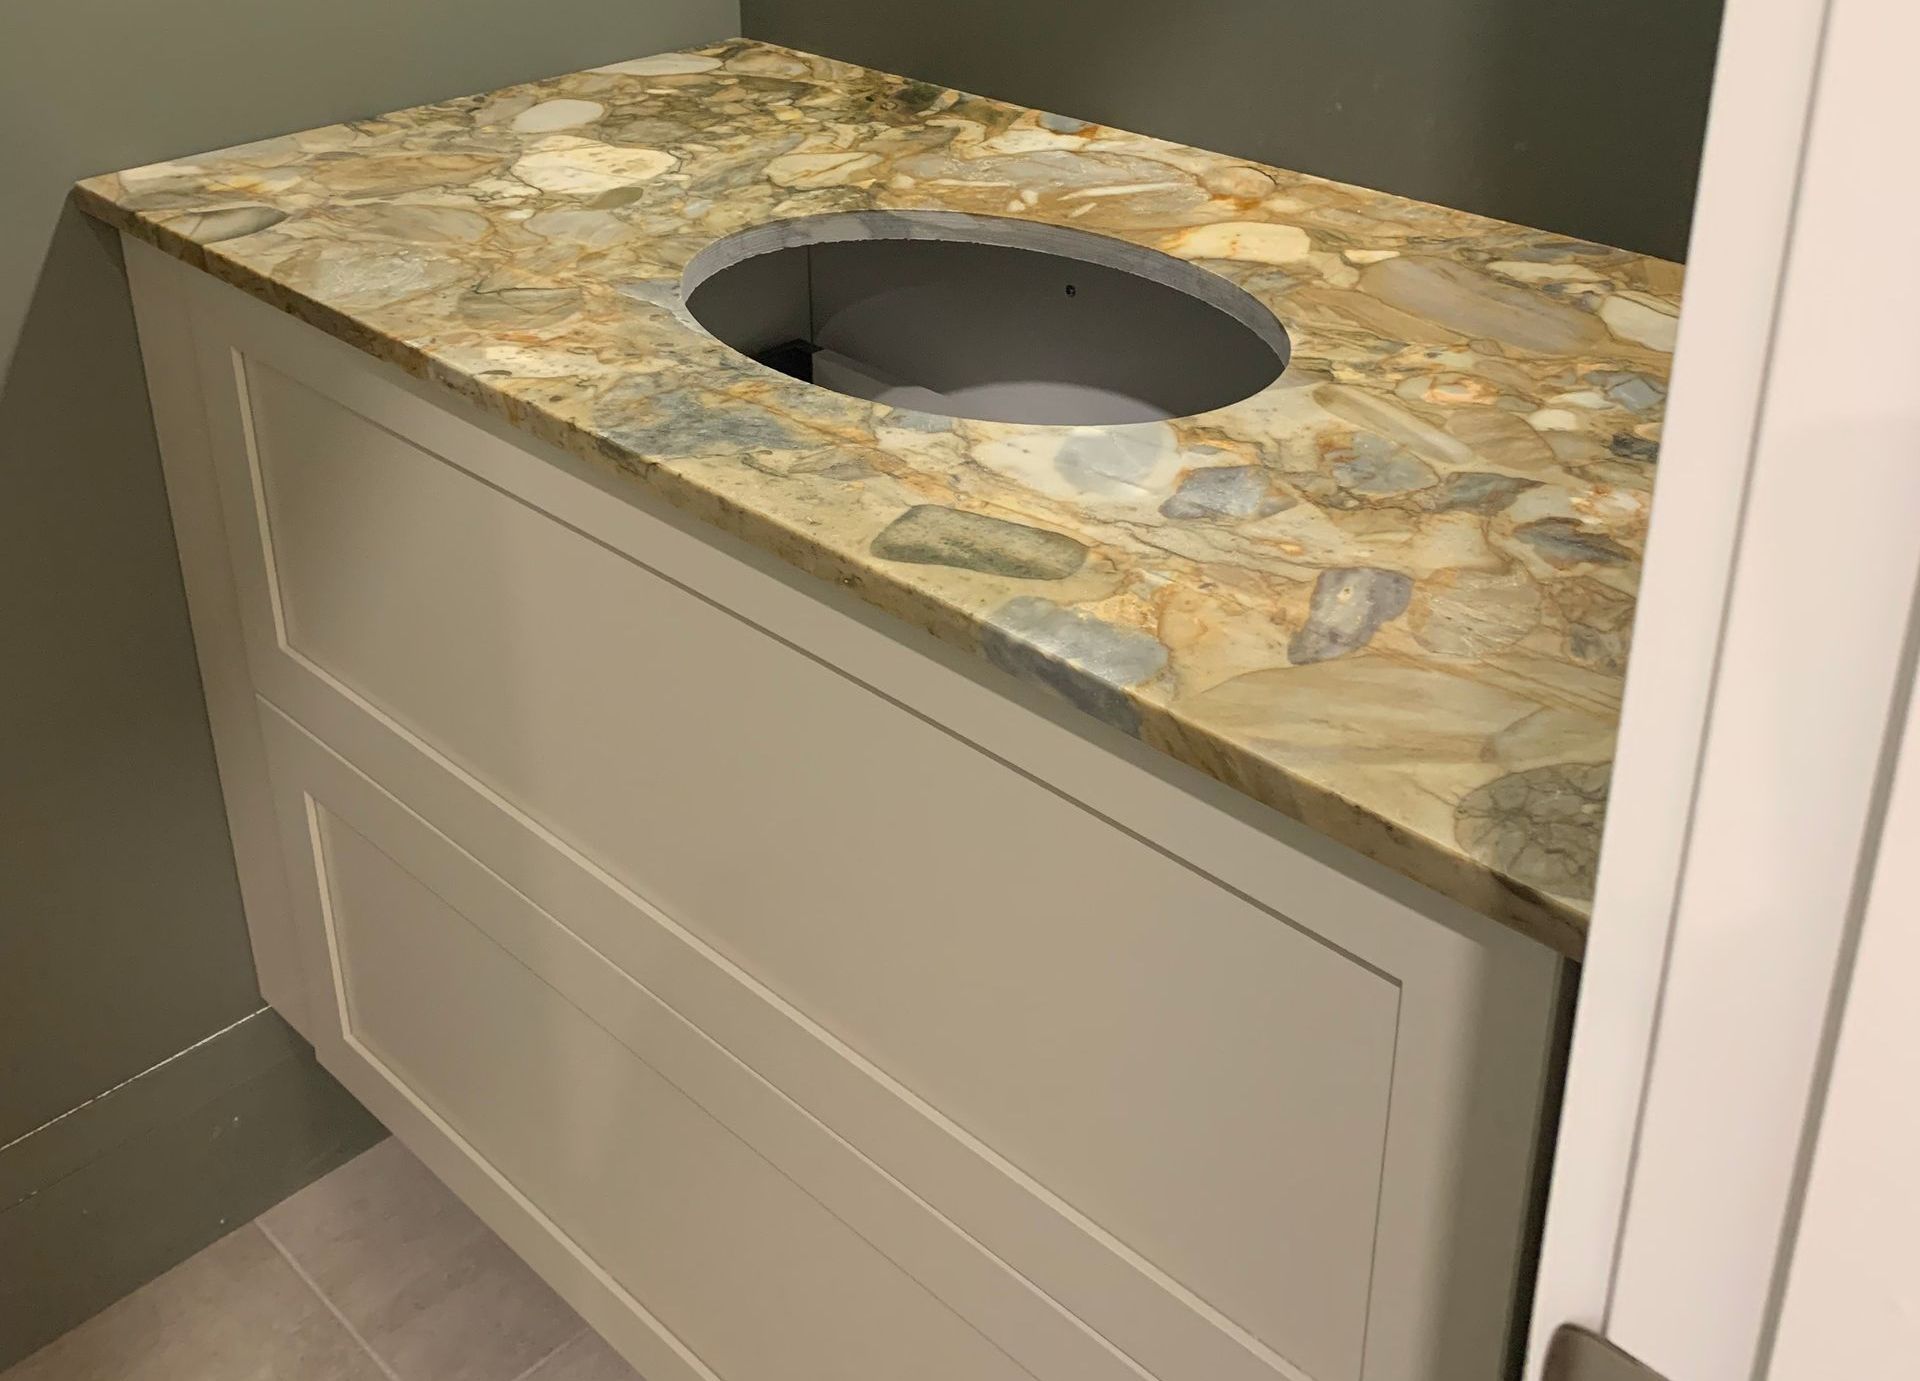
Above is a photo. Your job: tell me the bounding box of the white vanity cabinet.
[128,238,1566,1381]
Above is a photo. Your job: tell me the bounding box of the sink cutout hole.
[681,212,1290,426]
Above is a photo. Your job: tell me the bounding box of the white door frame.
[1764,620,1920,1380]
[1524,0,1920,1375]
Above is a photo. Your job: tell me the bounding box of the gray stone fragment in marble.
[1513,518,1633,567]
[1410,567,1543,656]
[1330,435,1437,495]
[457,285,583,328]
[1607,434,1660,463]
[1601,373,1665,412]
[278,244,471,306]
[1553,578,1636,674]
[982,596,1169,732]
[1417,471,1542,514]
[1054,430,1173,496]
[871,505,1087,579]
[1361,257,1609,354]
[597,380,814,456]
[1288,568,1414,664]
[1159,466,1293,519]
[879,408,955,433]
[605,116,707,149]
[1455,762,1611,899]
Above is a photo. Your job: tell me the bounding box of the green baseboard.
[0,1008,387,1369]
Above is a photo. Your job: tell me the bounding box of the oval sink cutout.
[682,212,1290,426]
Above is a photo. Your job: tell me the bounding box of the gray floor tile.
[260,1139,581,1381]
[520,1331,644,1381]
[0,1224,384,1381]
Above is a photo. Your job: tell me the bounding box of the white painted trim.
[1608,0,1920,1369]
[123,239,314,1035]
[1522,0,1831,1361]
[1765,616,1920,1380]
[1529,0,1920,1373]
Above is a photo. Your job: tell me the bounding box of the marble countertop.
[77,39,1680,956]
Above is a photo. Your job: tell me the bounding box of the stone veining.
[75,39,1682,954]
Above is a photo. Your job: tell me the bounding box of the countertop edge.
[72,79,1598,961]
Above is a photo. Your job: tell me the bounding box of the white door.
[1524,0,1920,1375]
[1762,663,1920,1379]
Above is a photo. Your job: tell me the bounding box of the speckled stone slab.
[77,39,1681,956]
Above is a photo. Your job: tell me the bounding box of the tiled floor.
[2,1138,643,1381]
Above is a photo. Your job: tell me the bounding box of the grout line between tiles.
[257,1218,405,1381]
[504,1327,587,1381]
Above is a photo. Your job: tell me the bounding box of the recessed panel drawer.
[275,726,1031,1381]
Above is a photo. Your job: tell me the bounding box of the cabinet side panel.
[123,240,309,1034]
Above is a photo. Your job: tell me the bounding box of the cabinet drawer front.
[240,360,1398,1380]
[268,715,1033,1381]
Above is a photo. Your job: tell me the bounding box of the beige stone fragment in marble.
[1164,220,1313,264]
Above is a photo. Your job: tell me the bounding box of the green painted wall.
[740,0,1725,261]
[0,0,735,1365]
